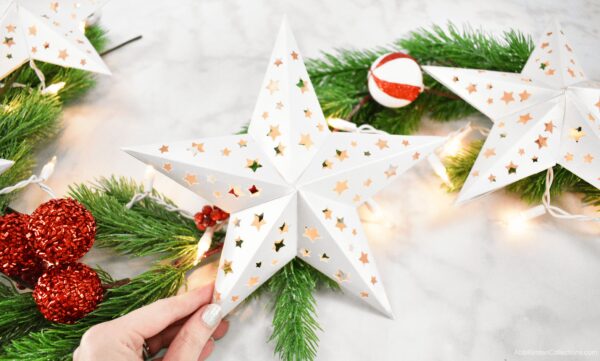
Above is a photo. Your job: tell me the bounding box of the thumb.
[163,303,223,361]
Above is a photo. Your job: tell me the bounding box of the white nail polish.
[202,304,222,328]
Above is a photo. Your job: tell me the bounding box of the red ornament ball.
[33,263,104,324]
[28,198,96,264]
[367,52,423,108]
[194,205,229,231]
[0,213,43,285]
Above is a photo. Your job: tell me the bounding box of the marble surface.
[12,0,600,360]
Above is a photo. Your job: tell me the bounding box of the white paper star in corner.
[124,19,444,317]
[0,0,110,81]
[0,159,14,175]
[424,21,600,204]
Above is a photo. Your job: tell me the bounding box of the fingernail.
[202,304,222,328]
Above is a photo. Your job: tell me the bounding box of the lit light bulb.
[505,205,546,233]
[327,117,357,132]
[427,154,451,186]
[194,228,214,265]
[143,165,156,192]
[40,156,57,181]
[41,82,66,95]
[441,123,472,157]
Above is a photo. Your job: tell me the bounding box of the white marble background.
[12,0,600,360]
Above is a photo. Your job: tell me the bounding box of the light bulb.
[41,82,66,95]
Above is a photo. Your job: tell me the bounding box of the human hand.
[74,283,228,361]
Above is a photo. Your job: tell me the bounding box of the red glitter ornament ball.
[28,198,96,264]
[194,205,229,231]
[33,263,104,324]
[0,213,43,285]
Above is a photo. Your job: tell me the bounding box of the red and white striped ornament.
[368,52,424,108]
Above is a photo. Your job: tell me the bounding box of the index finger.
[113,282,214,339]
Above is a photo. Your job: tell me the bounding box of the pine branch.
[444,141,600,206]
[0,265,188,361]
[69,177,218,261]
[0,291,48,347]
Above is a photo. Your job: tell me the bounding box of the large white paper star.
[125,19,444,316]
[0,0,110,81]
[424,22,599,203]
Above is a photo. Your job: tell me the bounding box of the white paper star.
[125,19,444,316]
[424,21,600,203]
[0,0,110,81]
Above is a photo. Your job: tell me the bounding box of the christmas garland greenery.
[307,24,599,207]
[1,23,598,361]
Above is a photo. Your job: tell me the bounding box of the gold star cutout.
[359,252,369,264]
[159,145,169,153]
[279,222,289,233]
[350,141,358,147]
[569,127,586,142]
[583,153,594,163]
[488,174,496,182]
[483,148,496,158]
[50,1,59,12]
[304,108,312,118]
[273,239,285,252]
[335,270,349,282]
[275,101,284,110]
[274,58,283,67]
[262,111,269,120]
[335,217,346,232]
[274,143,286,156]
[192,142,205,152]
[221,148,231,156]
[184,173,198,185]
[304,227,320,241]
[363,178,372,187]
[518,148,525,156]
[322,208,332,220]
[28,26,37,36]
[360,291,369,298]
[31,46,37,54]
[535,135,548,148]
[43,42,50,49]
[335,149,348,161]
[352,194,361,203]
[544,121,555,133]
[322,159,333,169]
[452,76,459,82]
[333,180,349,195]
[564,152,574,162]
[299,133,314,149]
[301,249,311,257]
[412,152,420,160]
[3,37,14,47]
[541,42,549,49]
[375,138,389,150]
[268,125,281,140]
[466,83,477,94]
[505,161,518,175]
[235,237,244,248]
[238,139,248,148]
[352,229,357,236]
[546,68,556,76]
[519,90,531,101]
[247,277,259,287]
[296,78,309,93]
[402,139,410,147]
[162,163,172,172]
[5,24,15,33]
[472,170,480,177]
[80,59,87,66]
[487,97,494,105]
[595,98,600,111]
[384,165,398,178]
[231,295,239,302]
[501,91,515,104]
[222,260,233,275]
[567,68,575,78]
[266,79,279,94]
[317,123,325,132]
[214,292,221,302]
[291,51,299,60]
[251,213,266,231]
[370,276,378,285]
[518,113,533,124]
[246,159,263,172]
[58,49,69,60]
[320,253,330,262]
[232,218,241,227]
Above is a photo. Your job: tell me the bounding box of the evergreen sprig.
[0,25,107,214]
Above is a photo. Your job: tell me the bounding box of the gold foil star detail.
[279,222,289,233]
[569,127,586,142]
[274,58,283,67]
[58,49,69,61]
[333,180,349,195]
[268,125,281,140]
[5,24,15,33]
[375,138,389,150]
[335,149,348,161]
[370,276,377,285]
[505,161,518,174]
[221,148,231,156]
[384,165,398,178]
[222,260,233,275]
[322,208,332,219]
[583,153,594,163]
[304,227,320,241]
[246,159,263,172]
[501,91,515,104]
[159,145,169,153]
[322,159,333,169]
[363,178,372,187]
[184,173,198,185]
[335,217,346,232]
[412,152,420,160]
[359,252,369,264]
[291,51,299,60]
[275,101,284,110]
[296,78,309,93]
[262,111,269,119]
[299,133,314,149]
[192,142,205,152]
[483,148,496,158]
[518,113,533,124]
[518,90,531,101]
[238,139,248,148]
[251,213,266,231]
[488,174,496,182]
[466,83,477,94]
[28,26,37,36]
[304,108,312,118]
[162,163,172,172]
[274,143,286,156]
[535,135,548,148]
[564,152,574,162]
[247,277,259,287]
[266,80,279,94]
[335,270,349,282]
[544,121,555,133]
